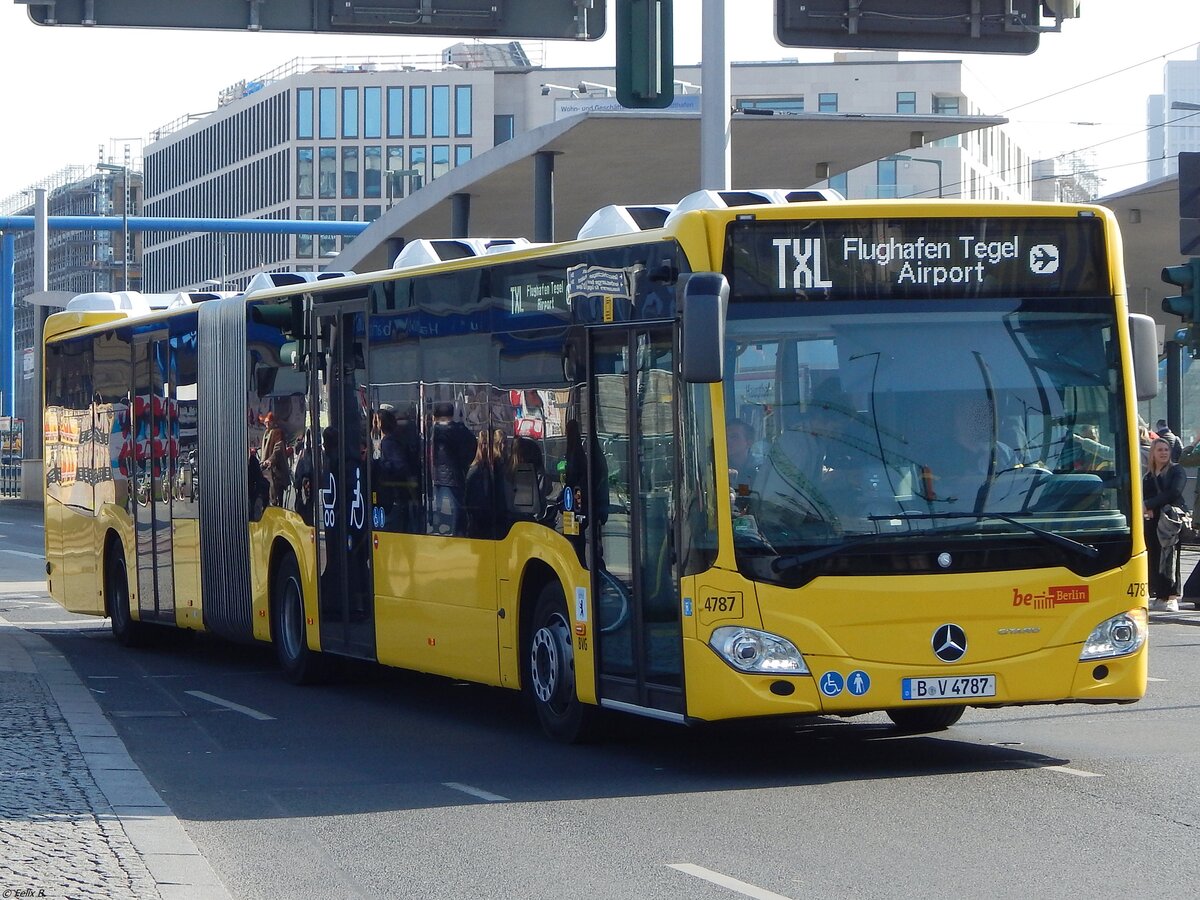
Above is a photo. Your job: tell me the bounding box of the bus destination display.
[726,216,1109,301]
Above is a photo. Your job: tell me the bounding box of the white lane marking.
[0,547,45,560]
[442,782,509,802]
[1041,764,1103,778]
[185,690,275,721]
[668,864,795,900]
[1147,676,1168,682]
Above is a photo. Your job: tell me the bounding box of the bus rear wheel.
[271,553,327,685]
[527,581,597,743]
[886,706,965,733]
[106,548,146,648]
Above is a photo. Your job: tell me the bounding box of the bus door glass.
[311,303,376,660]
[131,332,175,623]
[591,326,684,716]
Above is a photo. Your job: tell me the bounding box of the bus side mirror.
[680,273,728,383]
[1128,313,1159,401]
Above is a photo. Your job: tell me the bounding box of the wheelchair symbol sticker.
[820,671,844,697]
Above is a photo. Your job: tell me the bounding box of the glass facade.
[364,87,381,139]
[319,88,336,139]
[410,86,427,138]
[432,85,450,138]
[455,85,473,137]
[342,88,359,139]
[297,88,313,139]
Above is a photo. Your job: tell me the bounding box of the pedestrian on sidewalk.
[1144,437,1187,612]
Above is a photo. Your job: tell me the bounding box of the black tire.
[106,547,146,648]
[271,553,328,685]
[886,705,965,733]
[526,580,598,743]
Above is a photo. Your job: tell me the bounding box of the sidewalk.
[0,590,230,899]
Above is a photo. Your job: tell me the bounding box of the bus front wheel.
[106,548,146,648]
[886,706,965,732]
[526,581,597,743]
[271,554,327,685]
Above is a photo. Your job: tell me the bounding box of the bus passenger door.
[131,333,175,624]
[311,303,376,660]
[590,326,684,719]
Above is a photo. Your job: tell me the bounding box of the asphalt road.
[3,501,1199,899]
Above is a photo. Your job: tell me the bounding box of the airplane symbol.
[1029,244,1060,275]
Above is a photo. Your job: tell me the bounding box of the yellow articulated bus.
[43,192,1160,741]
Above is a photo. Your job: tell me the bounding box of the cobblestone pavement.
[0,595,230,900]
[0,669,160,898]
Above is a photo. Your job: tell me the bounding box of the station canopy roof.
[335,109,1006,273]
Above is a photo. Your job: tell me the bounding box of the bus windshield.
[725,300,1131,580]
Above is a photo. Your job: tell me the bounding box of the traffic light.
[1162,258,1200,322]
[616,0,674,109]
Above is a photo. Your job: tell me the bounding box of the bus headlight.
[709,626,809,674]
[1079,609,1148,660]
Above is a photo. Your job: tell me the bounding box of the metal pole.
[28,190,48,499]
[700,0,730,190]
[122,168,130,290]
[0,232,13,418]
[450,193,471,238]
[533,152,556,243]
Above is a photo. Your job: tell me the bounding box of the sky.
[0,1,1197,205]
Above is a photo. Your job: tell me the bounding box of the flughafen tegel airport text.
[774,233,1034,290]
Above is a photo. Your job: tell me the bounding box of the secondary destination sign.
[726,216,1109,301]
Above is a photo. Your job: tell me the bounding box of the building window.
[455,85,473,137]
[877,158,898,199]
[386,145,405,199]
[297,88,314,139]
[297,147,314,198]
[341,205,359,222]
[818,93,838,113]
[387,87,404,138]
[319,88,336,139]
[364,146,382,198]
[432,85,450,138]
[364,204,382,222]
[342,88,359,139]
[896,91,917,114]
[364,87,382,139]
[319,205,337,257]
[296,206,313,258]
[736,97,804,113]
[829,172,848,197]
[342,147,359,198]
[494,114,514,145]
[431,145,450,180]
[410,86,427,138]
[933,95,960,115]
[409,146,426,190]
[454,144,473,166]
[318,147,337,198]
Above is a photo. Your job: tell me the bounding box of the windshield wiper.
[770,511,1100,576]
[880,511,1100,559]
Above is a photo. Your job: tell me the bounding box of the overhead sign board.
[774,0,1054,55]
[18,0,605,40]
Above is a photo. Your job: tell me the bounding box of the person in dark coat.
[430,401,474,534]
[1144,437,1187,612]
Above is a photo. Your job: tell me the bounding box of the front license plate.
[901,675,996,701]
